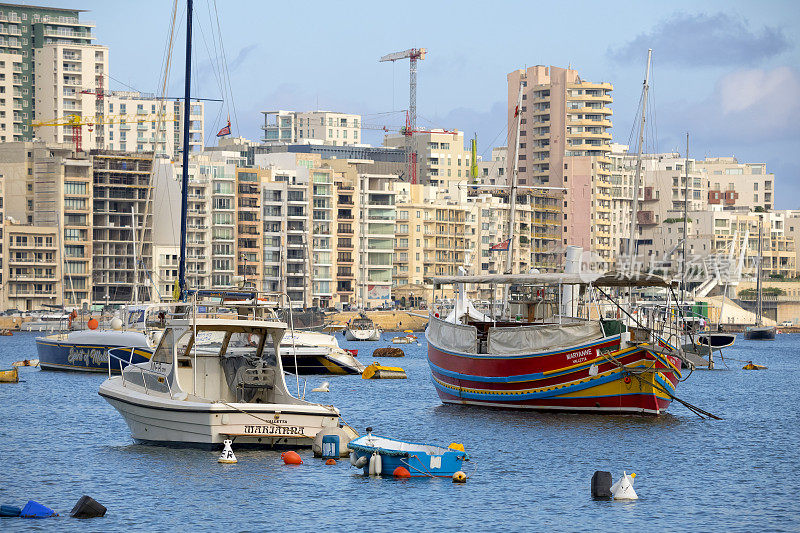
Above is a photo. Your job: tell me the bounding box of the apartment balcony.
[44,28,94,39]
[569,118,612,128]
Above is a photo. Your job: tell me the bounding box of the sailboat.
[677,133,735,365]
[99,0,354,447]
[744,217,776,340]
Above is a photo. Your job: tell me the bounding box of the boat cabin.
[119,318,302,405]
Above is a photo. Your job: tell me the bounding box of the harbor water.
[1,331,798,531]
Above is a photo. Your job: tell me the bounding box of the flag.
[490,238,511,252]
[216,118,231,137]
[514,105,519,117]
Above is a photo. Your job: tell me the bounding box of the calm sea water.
[0,330,797,531]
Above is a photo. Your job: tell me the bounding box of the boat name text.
[243,425,304,436]
[566,347,594,364]
[67,346,108,366]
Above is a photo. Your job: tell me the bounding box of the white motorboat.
[344,314,381,341]
[278,331,366,375]
[99,313,350,448]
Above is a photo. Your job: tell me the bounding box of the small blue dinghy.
[348,430,469,478]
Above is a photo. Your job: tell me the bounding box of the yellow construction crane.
[31,112,177,153]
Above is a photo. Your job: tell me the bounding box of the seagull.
[312,381,330,393]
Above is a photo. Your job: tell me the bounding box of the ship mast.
[177,0,193,301]
[502,76,525,317]
[627,49,652,269]
[756,217,763,326]
[682,132,688,301]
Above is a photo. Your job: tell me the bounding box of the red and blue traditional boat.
[425,272,685,415]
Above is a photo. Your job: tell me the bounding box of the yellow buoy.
[362,362,407,380]
[743,362,767,370]
[452,471,467,483]
[0,367,18,383]
[448,443,465,452]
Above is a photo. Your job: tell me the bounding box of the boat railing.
[108,346,174,400]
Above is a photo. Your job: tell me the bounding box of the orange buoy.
[325,459,337,465]
[393,466,411,478]
[281,451,303,465]
[87,318,99,330]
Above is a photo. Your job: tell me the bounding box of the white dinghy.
[99,311,349,448]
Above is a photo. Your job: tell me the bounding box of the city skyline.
[29,0,800,208]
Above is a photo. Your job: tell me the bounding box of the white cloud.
[718,67,800,126]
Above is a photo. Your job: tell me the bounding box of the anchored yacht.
[99,311,350,448]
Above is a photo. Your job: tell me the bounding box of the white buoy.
[311,381,330,392]
[110,317,123,330]
[610,471,638,500]
[218,439,237,464]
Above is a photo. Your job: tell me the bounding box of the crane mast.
[380,48,427,184]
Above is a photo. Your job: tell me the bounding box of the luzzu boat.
[425,272,686,415]
[348,431,469,477]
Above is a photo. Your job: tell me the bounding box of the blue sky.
[39,0,800,207]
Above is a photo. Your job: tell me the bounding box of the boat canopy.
[487,321,604,354]
[426,271,674,288]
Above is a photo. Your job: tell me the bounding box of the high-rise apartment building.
[33,43,107,147]
[90,150,153,305]
[261,110,361,146]
[506,65,614,270]
[0,140,92,309]
[0,3,95,141]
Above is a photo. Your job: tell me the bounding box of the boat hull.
[698,332,736,349]
[744,326,776,340]
[99,379,340,448]
[279,348,364,375]
[344,328,381,341]
[36,333,152,373]
[426,333,680,415]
